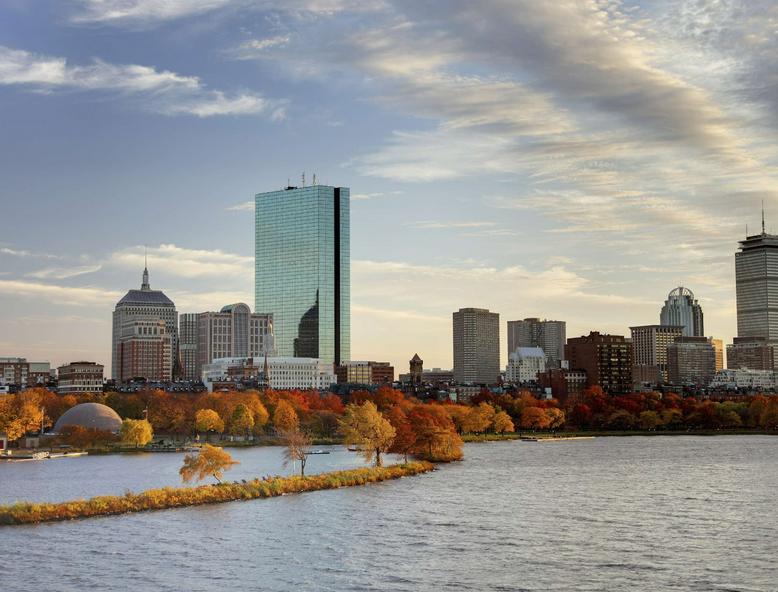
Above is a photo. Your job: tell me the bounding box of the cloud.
[411,221,497,230]
[27,264,103,280]
[0,247,60,259]
[0,279,120,306]
[351,191,403,200]
[226,200,255,211]
[0,45,281,118]
[111,244,253,278]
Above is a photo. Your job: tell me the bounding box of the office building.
[505,347,546,383]
[667,337,716,386]
[712,338,724,372]
[179,304,275,381]
[506,318,566,368]
[736,225,778,345]
[116,319,172,382]
[660,287,704,337]
[57,361,104,394]
[202,356,336,391]
[179,313,199,381]
[630,324,684,383]
[336,361,394,385]
[565,332,632,394]
[112,265,177,381]
[255,184,349,365]
[726,337,775,371]
[453,307,500,384]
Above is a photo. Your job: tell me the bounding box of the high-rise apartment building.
[255,185,349,365]
[112,266,177,381]
[566,332,632,394]
[667,337,716,386]
[179,303,275,381]
[506,318,566,368]
[453,307,500,384]
[660,287,704,337]
[630,324,684,383]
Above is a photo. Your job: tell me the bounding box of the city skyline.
[2,1,777,374]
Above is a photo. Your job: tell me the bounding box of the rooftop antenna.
[762,200,766,235]
[312,173,317,186]
[301,171,306,187]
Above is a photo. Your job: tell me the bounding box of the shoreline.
[0,461,435,526]
[462,429,777,442]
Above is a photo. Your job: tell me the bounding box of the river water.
[1,436,776,591]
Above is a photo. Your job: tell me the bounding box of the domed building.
[660,287,704,337]
[53,403,123,433]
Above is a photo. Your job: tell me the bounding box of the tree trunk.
[375,449,382,467]
[300,457,306,477]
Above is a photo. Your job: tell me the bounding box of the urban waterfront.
[2,437,775,592]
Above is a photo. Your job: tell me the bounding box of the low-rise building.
[399,367,454,385]
[57,361,105,394]
[0,357,51,388]
[505,347,546,383]
[202,356,336,391]
[336,361,394,385]
[710,368,776,391]
[538,368,588,403]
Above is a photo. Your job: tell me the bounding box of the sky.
[1,0,777,375]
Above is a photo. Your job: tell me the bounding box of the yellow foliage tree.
[229,404,255,436]
[492,411,515,433]
[120,419,154,448]
[462,402,494,433]
[180,444,239,484]
[273,399,299,433]
[0,391,45,441]
[340,401,396,467]
[194,409,224,442]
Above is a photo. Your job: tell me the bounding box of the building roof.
[410,353,423,363]
[53,403,122,433]
[116,267,175,308]
[510,347,546,359]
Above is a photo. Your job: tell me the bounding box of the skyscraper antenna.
[302,171,305,187]
[312,173,317,186]
[144,244,147,270]
[762,200,766,235]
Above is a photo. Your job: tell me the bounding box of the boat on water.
[0,450,88,461]
[308,450,331,455]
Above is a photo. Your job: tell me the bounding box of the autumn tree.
[280,429,312,476]
[520,407,551,430]
[385,406,416,463]
[229,404,255,437]
[195,409,224,442]
[120,419,153,448]
[273,399,300,433]
[0,391,46,441]
[444,405,471,434]
[407,405,463,462]
[545,408,566,430]
[180,444,238,484]
[492,410,515,434]
[638,410,662,430]
[340,401,396,467]
[462,402,495,434]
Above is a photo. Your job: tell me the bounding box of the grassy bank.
[0,461,434,526]
[462,429,776,441]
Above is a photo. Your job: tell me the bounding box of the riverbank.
[0,461,434,526]
[462,429,776,442]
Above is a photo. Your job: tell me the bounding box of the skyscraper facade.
[255,185,350,365]
[112,266,177,381]
[453,307,500,384]
[667,337,716,386]
[660,287,704,337]
[506,318,566,367]
[735,230,778,341]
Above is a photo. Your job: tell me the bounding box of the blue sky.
[1,0,777,373]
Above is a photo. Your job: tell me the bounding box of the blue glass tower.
[254,185,350,365]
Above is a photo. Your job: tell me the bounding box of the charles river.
[1,436,776,591]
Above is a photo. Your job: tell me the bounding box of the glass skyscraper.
[254,185,350,365]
